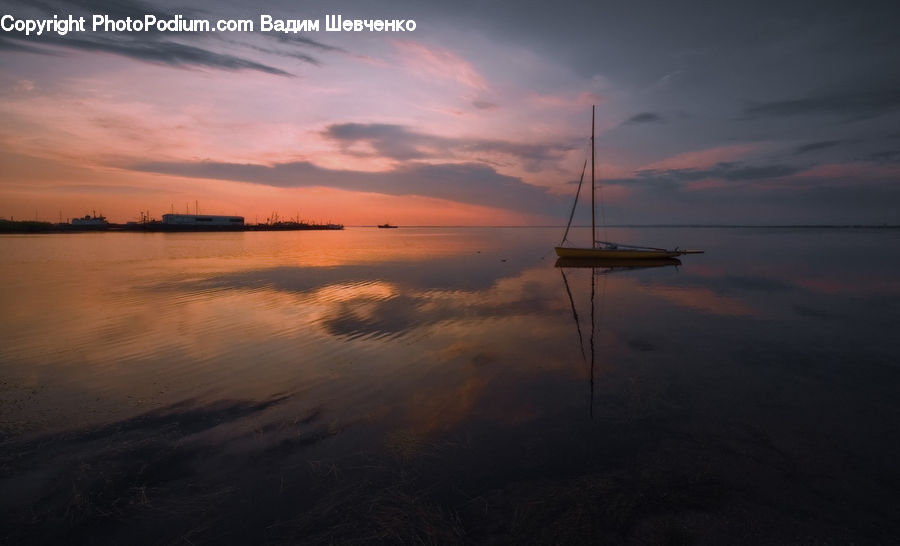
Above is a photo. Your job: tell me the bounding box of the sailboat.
[554,105,703,260]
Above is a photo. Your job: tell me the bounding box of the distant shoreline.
[0,219,343,234]
[356,224,900,229]
[1,220,897,234]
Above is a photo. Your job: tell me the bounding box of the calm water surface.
[1,227,899,544]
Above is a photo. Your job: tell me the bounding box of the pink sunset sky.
[2,0,898,225]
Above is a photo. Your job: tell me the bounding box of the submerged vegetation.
[3,388,896,545]
[0,396,733,545]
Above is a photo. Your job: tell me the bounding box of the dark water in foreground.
[1,227,899,544]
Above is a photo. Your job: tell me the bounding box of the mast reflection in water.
[557,257,682,417]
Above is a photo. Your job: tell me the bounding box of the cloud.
[392,40,488,90]
[47,183,169,194]
[45,35,293,75]
[641,144,760,170]
[271,34,345,54]
[220,33,347,67]
[712,164,802,181]
[1,0,297,76]
[529,91,604,108]
[867,150,900,163]
[471,99,499,110]
[623,112,665,125]
[0,36,58,54]
[220,38,321,66]
[741,86,900,120]
[595,160,900,225]
[129,159,564,215]
[321,123,574,170]
[324,123,427,160]
[792,140,845,155]
[606,161,805,190]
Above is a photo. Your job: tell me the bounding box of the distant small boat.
[555,105,703,260]
[377,223,398,229]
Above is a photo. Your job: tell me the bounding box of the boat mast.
[591,104,596,248]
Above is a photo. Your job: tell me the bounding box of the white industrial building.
[161,214,244,226]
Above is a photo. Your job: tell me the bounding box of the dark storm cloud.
[129,159,564,215]
[623,112,664,125]
[322,123,574,170]
[792,140,845,155]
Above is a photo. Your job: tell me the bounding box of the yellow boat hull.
[554,246,684,259]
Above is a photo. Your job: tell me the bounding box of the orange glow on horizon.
[0,168,551,226]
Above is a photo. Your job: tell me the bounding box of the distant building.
[162,214,244,226]
[71,214,108,226]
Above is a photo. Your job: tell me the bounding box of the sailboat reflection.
[555,257,681,270]
[556,257,681,417]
